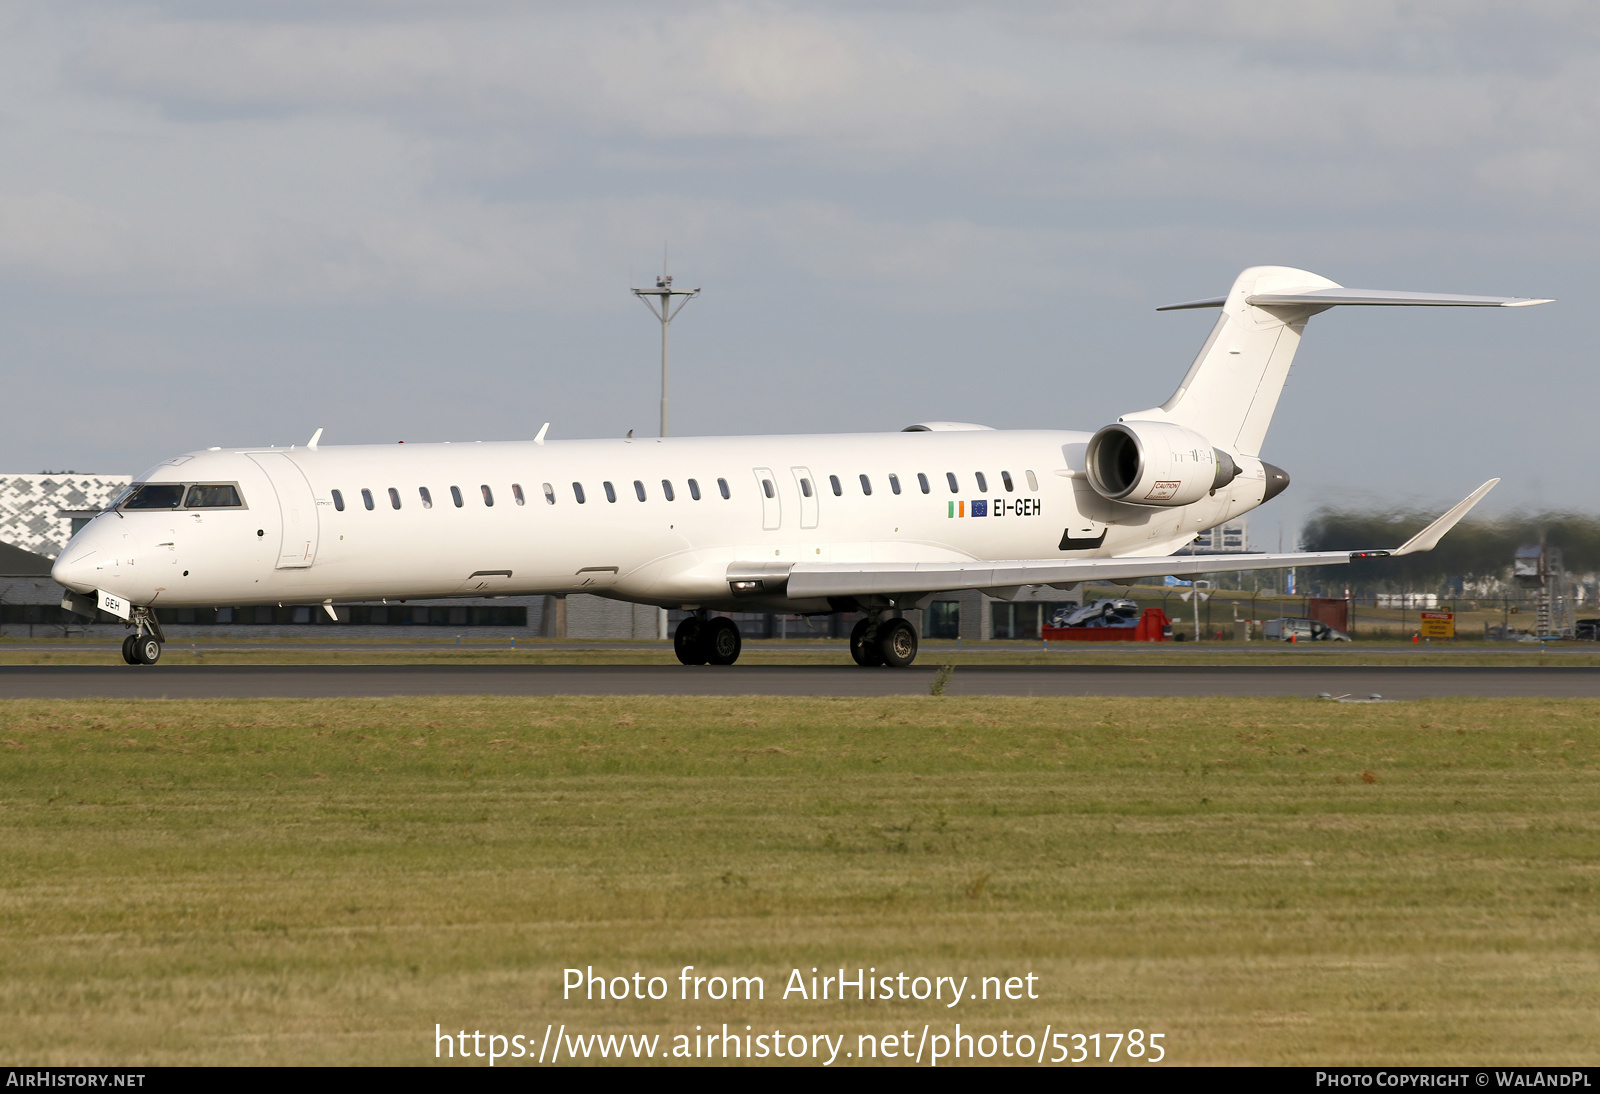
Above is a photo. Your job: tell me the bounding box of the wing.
[727,480,1498,602]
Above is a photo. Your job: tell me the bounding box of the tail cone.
[1262,462,1290,503]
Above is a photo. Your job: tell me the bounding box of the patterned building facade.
[0,474,131,559]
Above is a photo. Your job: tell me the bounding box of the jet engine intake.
[1085,420,1241,507]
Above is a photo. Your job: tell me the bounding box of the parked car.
[1053,599,1142,628]
[1263,617,1351,642]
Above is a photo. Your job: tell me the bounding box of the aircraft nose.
[52,525,108,594]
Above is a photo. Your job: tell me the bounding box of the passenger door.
[246,452,319,569]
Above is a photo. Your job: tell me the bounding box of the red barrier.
[1043,607,1171,642]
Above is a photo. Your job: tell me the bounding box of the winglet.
[534,422,549,446]
[307,428,323,449]
[1391,479,1499,556]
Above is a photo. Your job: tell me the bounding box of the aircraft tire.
[135,636,162,665]
[849,619,885,667]
[877,618,918,668]
[705,617,742,666]
[121,635,140,665]
[674,617,709,665]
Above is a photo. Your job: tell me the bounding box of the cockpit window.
[123,484,185,509]
[184,484,243,508]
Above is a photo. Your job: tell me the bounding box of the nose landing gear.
[120,607,165,666]
[850,615,919,668]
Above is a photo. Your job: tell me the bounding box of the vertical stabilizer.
[1122,266,1340,457]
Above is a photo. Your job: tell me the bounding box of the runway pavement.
[6,663,1600,699]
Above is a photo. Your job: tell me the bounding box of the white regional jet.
[53,266,1549,668]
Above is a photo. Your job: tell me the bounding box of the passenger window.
[122,484,185,509]
[888,473,901,495]
[761,478,775,499]
[1025,470,1038,491]
[662,480,675,501]
[361,488,375,511]
[688,478,701,500]
[450,486,463,508]
[1001,470,1015,492]
[512,483,525,505]
[419,487,433,509]
[946,472,959,493]
[917,473,930,494]
[975,472,988,493]
[331,489,344,512]
[604,481,617,503]
[388,487,401,510]
[718,478,730,499]
[859,474,872,496]
[829,474,842,496]
[481,485,494,507]
[634,480,647,502]
[573,482,586,504]
[800,478,813,498]
[542,483,555,505]
[184,484,242,508]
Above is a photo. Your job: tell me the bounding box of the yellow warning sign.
[1419,610,1455,638]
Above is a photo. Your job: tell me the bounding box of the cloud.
[0,0,1587,314]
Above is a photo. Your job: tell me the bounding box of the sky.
[2,1,1596,545]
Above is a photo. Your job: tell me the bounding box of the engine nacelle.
[1085,420,1240,507]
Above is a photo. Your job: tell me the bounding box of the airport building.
[0,473,132,558]
[1180,519,1249,554]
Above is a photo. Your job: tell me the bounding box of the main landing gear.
[674,613,743,666]
[120,608,164,666]
[849,615,919,668]
[672,611,920,669]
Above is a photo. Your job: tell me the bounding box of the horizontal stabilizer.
[1155,296,1228,311]
[1246,288,1553,308]
[1159,289,1553,311]
[754,481,1496,600]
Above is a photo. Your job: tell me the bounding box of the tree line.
[1298,508,1600,591]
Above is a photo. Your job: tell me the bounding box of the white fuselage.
[52,429,1271,612]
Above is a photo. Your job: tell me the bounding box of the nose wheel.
[121,634,163,665]
[119,606,166,665]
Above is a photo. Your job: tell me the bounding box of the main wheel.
[674,617,708,665]
[876,617,919,668]
[849,618,885,666]
[134,636,162,665]
[704,617,742,666]
[121,635,140,665]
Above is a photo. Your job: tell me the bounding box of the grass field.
[2,695,1597,1066]
[4,637,1600,668]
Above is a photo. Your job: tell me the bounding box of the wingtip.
[1392,478,1500,556]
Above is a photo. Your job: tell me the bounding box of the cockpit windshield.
[103,484,138,510]
[122,484,186,509]
[185,484,243,508]
[118,482,247,510]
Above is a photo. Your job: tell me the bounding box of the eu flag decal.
[972,499,988,517]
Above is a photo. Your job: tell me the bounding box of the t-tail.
[1118,265,1552,459]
